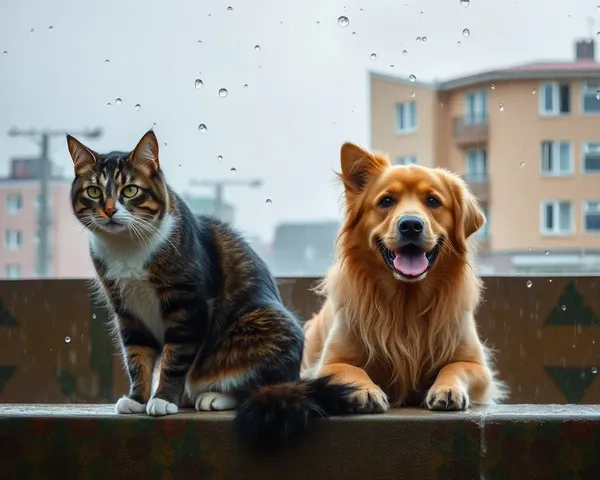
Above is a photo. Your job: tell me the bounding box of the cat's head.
[67,130,169,236]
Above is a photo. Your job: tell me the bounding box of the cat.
[66,129,360,447]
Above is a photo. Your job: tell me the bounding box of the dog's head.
[339,142,485,282]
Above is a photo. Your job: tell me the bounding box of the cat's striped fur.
[67,130,359,447]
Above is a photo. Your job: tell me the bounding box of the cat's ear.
[66,134,98,173]
[130,130,160,171]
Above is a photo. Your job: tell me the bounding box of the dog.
[301,142,507,412]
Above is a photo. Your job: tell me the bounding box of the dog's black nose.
[398,215,424,238]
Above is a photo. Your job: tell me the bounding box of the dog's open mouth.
[377,239,443,279]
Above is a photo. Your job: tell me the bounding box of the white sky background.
[0,0,597,243]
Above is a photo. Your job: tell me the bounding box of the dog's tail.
[233,375,358,449]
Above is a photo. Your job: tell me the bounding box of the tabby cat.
[66,130,359,447]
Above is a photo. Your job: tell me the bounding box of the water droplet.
[135,104,141,111]
[164,142,168,146]
[549,279,553,283]
[409,74,417,83]
[198,124,207,133]
[105,59,110,64]
[416,36,422,42]
[593,367,598,374]
[92,313,97,319]
[30,28,34,33]
[499,103,504,112]
[532,88,536,95]
[265,198,272,204]
[462,28,470,38]
[526,280,532,288]
[402,49,408,55]
[115,98,122,106]
[370,53,377,60]
[491,84,495,90]
[390,64,395,68]
[351,31,356,35]
[49,26,54,31]
[217,155,223,162]
[254,45,261,52]
[460,0,470,7]
[561,305,567,311]
[422,36,428,43]
[545,251,549,255]
[219,88,228,98]
[178,164,182,168]
[230,167,237,174]
[195,79,203,89]
[65,336,71,343]
[411,92,416,98]
[316,21,320,25]
[244,83,249,89]
[227,6,233,13]
[519,161,524,167]
[338,16,349,27]
[197,40,202,44]
[596,90,600,100]
[106,102,111,107]
[2,51,7,56]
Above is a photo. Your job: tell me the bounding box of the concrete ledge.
[1,405,600,479]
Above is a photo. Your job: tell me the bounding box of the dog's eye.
[426,196,441,208]
[378,196,395,208]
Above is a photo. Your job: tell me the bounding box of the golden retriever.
[301,142,507,412]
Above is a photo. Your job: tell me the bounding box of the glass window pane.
[545,204,554,230]
[559,143,570,172]
[558,202,571,231]
[543,84,554,111]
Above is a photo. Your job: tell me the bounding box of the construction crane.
[188,177,263,221]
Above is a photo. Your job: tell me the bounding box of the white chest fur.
[90,214,176,343]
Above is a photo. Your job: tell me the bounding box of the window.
[539,82,570,115]
[584,201,600,232]
[465,149,488,181]
[581,81,600,114]
[464,90,488,124]
[395,155,417,165]
[5,230,23,251]
[541,201,573,235]
[395,101,417,133]
[5,264,21,279]
[583,142,600,173]
[6,193,23,214]
[541,141,572,176]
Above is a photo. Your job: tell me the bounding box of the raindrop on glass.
[2,51,6,56]
[244,83,249,89]
[115,98,122,106]
[65,336,71,343]
[532,88,536,95]
[422,37,428,42]
[596,90,600,100]
[217,155,223,162]
[135,104,141,111]
[499,103,504,112]
[519,161,524,167]
[195,79,203,89]
[491,84,495,90]
[30,28,34,33]
[416,36,422,42]
[338,16,349,27]
[411,92,416,98]
[106,102,111,107]
[49,26,54,31]
[265,198,273,204]
[219,88,228,98]
[561,305,567,311]
[351,31,356,35]
[402,49,408,55]
[545,251,549,255]
[370,53,377,60]
[409,74,417,83]
[593,367,598,374]
[390,64,395,68]
[92,313,97,319]
[105,59,110,64]
[526,280,532,288]
[197,40,202,44]
[462,28,470,38]
[460,0,470,7]
[254,45,261,52]
[198,124,207,133]
[230,167,237,174]
[227,6,233,13]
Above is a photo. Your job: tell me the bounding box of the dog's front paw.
[349,385,390,413]
[426,384,469,411]
[146,397,179,416]
[115,396,146,414]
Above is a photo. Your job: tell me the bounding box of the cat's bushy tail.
[233,375,359,449]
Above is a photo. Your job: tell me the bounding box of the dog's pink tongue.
[393,251,428,276]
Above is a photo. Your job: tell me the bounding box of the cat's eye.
[122,185,140,198]
[86,186,102,199]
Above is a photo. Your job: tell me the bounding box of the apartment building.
[370,38,600,274]
[0,157,93,279]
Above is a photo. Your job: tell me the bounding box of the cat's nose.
[104,205,117,218]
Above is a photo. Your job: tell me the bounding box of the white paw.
[195,392,238,411]
[115,396,146,414]
[146,397,179,416]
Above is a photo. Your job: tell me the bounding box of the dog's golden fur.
[301,143,507,411]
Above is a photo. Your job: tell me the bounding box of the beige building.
[0,157,93,279]
[370,38,600,274]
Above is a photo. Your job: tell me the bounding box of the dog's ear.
[339,142,389,196]
[446,171,486,252]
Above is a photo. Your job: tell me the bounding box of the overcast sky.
[0,0,597,242]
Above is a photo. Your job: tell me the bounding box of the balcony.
[463,173,490,202]
[453,115,489,147]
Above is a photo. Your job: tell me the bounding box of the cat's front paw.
[115,396,146,414]
[146,397,179,416]
[195,392,238,411]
